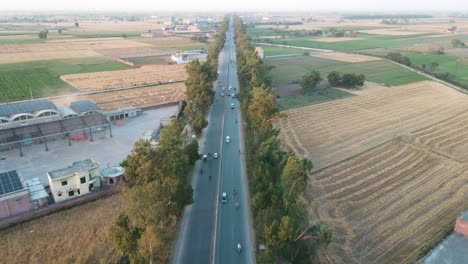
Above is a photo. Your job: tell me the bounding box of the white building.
[171,49,208,64]
[47,159,101,203]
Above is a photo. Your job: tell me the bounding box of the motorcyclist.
[237,243,242,254]
[235,202,239,209]
[233,187,237,195]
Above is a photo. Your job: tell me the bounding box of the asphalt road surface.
[174,17,254,264]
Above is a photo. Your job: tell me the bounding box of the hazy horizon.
[1,0,468,12]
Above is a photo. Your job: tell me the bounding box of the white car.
[230,103,234,109]
[221,192,227,203]
[231,93,235,98]
[229,85,232,90]
[221,92,225,97]
[213,153,219,159]
[226,136,230,143]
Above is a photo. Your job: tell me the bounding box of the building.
[47,159,101,203]
[0,100,60,130]
[0,170,33,219]
[171,49,208,64]
[255,47,265,59]
[101,166,125,187]
[70,100,101,116]
[103,106,143,122]
[423,211,468,263]
[24,178,49,209]
[141,30,164,38]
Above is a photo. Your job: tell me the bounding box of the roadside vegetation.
[109,120,197,263]
[185,17,228,136]
[234,15,332,263]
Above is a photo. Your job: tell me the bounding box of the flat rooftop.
[48,159,99,180]
[424,233,468,264]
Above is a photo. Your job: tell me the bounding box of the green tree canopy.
[300,70,321,95]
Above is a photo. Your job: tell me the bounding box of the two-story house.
[47,159,100,203]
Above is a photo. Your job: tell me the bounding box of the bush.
[327,71,341,86]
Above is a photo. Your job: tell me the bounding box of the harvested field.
[0,50,101,63]
[0,194,123,263]
[308,140,468,263]
[275,81,468,170]
[314,37,363,42]
[135,37,197,47]
[61,64,187,91]
[275,79,468,263]
[311,52,382,63]
[49,82,186,111]
[334,81,389,96]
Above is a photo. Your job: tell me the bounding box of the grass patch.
[125,55,171,64]
[267,56,427,86]
[260,45,305,56]
[277,88,355,110]
[0,57,132,103]
[0,38,43,44]
[157,43,208,51]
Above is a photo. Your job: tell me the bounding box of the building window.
[58,192,62,197]
[77,189,80,195]
[68,190,74,197]
[109,178,114,184]
[61,180,67,186]
[80,177,86,184]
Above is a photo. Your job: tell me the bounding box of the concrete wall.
[0,192,33,219]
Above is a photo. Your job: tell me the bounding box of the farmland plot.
[275,80,468,263]
[276,81,468,170]
[60,64,187,91]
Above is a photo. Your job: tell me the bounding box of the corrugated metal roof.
[70,100,100,114]
[57,106,78,118]
[24,178,48,200]
[0,100,56,117]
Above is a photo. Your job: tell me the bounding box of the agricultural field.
[0,58,132,103]
[60,64,187,91]
[266,55,427,86]
[275,80,468,263]
[125,55,171,65]
[311,52,382,63]
[258,45,305,56]
[0,194,123,263]
[277,87,354,111]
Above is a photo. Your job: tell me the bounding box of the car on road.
[202,154,207,161]
[227,91,231,96]
[229,85,232,90]
[221,192,227,203]
[230,103,234,109]
[226,136,230,143]
[221,92,225,97]
[231,93,235,98]
[213,152,219,159]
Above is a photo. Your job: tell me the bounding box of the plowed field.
[275,80,468,263]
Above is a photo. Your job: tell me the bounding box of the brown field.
[135,37,198,46]
[311,52,381,63]
[60,64,187,91]
[0,194,123,263]
[0,34,35,40]
[96,46,170,58]
[50,82,186,111]
[0,38,152,63]
[314,37,363,42]
[275,80,468,263]
[335,81,388,96]
[276,81,468,170]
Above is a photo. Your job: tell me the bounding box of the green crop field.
[265,33,460,52]
[277,88,355,111]
[267,56,427,86]
[401,51,468,84]
[72,33,141,38]
[260,45,305,56]
[0,58,132,103]
[125,55,171,65]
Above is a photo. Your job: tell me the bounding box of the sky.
[1,0,467,12]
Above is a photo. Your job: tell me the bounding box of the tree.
[74,21,79,27]
[183,139,199,165]
[58,28,63,34]
[122,33,128,39]
[38,30,48,39]
[430,61,439,71]
[327,71,341,86]
[451,38,465,48]
[300,70,321,95]
[341,73,357,87]
[355,73,366,86]
[109,212,141,260]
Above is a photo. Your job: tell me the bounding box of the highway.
[174,17,254,264]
